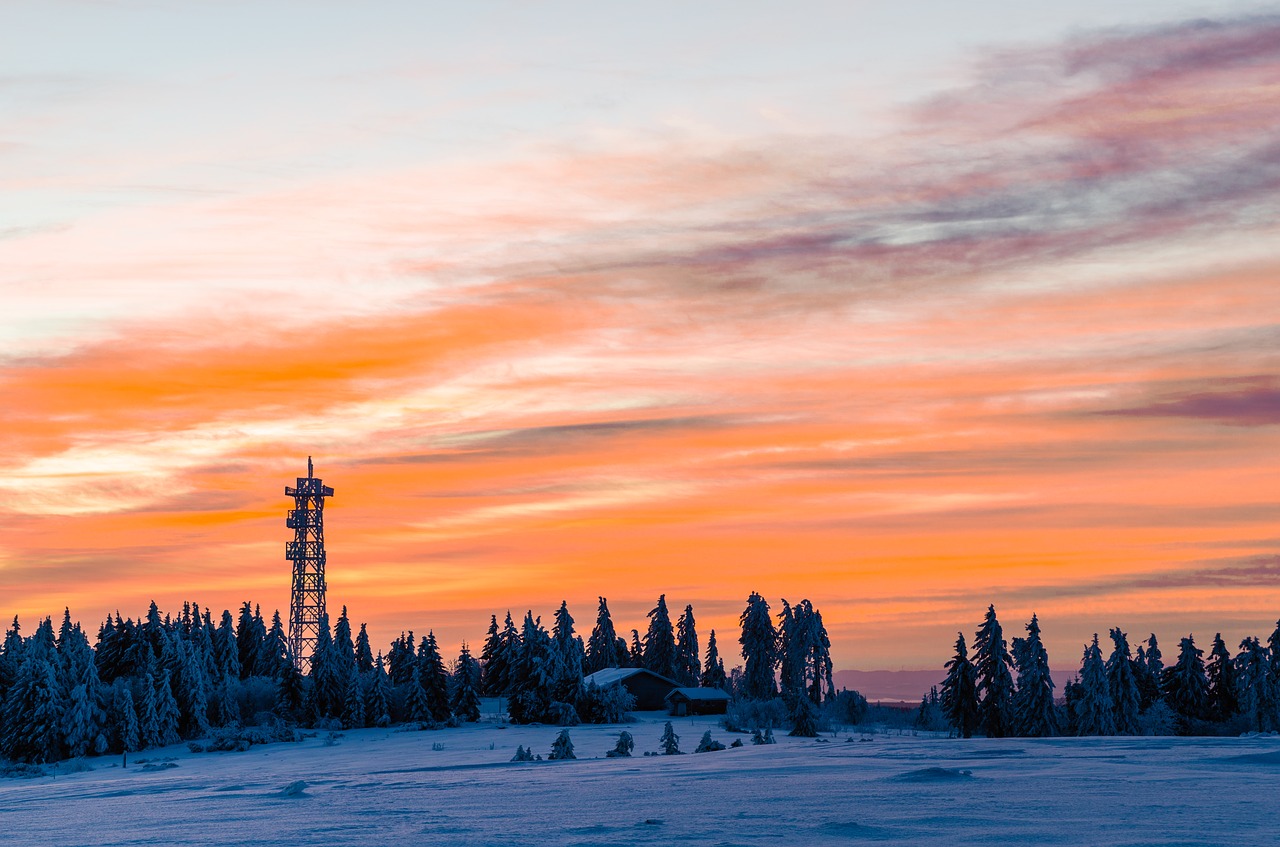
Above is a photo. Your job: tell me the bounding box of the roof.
[665,687,732,702]
[583,667,680,688]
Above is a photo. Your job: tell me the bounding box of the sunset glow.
[3,3,1278,670]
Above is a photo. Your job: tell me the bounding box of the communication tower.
[286,456,333,671]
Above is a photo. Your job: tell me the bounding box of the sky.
[2,1,1279,672]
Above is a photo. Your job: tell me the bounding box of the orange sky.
[2,9,1279,671]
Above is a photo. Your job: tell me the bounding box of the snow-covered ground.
[3,710,1279,846]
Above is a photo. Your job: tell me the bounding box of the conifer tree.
[214,610,241,683]
[738,592,777,700]
[508,613,554,724]
[366,654,393,727]
[213,677,242,728]
[341,673,366,729]
[701,629,728,690]
[659,720,681,754]
[1143,634,1165,707]
[1205,633,1238,722]
[776,600,803,704]
[797,600,834,705]
[309,613,344,718]
[1235,637,1275,732]
[642,595,678,680]
[276,661,306,723]
[788,694,819,737]
[695,729,726,752]
[235,602,259,679]
[1163,634,1207,726]
[405,664,432,723]
[354,624,375,675]
[112,685,141,754]
[258,611,291,680]
[973,605,1015,737]
[417,632,452,723]
[332,606,357,686]
[1076,635,1115,736]
[585,597,626,674]
[628,630,644,667]
[551,601,585,705]
[940,632,978,738]
[608,730,634,757]
[451,644,482,722]
[1105,628,1141,735]
[1011,614,1057,737]
[1267,619,1280,696]
[2,646,63,763]
[62,681,100,758]
[138,673,163,748]
[479,615,503,696]
[388,632,416,686]
[548,728,575,760]
[154,670,181,747]
[675,605,701,687]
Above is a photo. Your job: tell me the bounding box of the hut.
[582,667,680,711]
[665,687,732,716]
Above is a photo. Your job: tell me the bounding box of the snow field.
[2,712,1279,846]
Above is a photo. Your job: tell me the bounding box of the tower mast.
[285,456,334,671]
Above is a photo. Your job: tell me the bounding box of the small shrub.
[322,731,344,747]
[431,742,445,752]
[730,738,743,748]
[511,745,535,762]
[694,731,725,752]
[549,729,576,760]
[606,731,635,758]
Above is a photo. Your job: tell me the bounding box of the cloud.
[1095,377,1280,426]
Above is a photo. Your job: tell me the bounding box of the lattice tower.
[285,456,333,672]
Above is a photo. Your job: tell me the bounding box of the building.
[665,687,732,716]
[582,667,680,711]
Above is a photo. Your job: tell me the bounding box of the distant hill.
[834,668,1078,703]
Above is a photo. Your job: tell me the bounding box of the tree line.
[938,605,1280,738]
[0,591,834,764]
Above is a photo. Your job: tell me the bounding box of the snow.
[3,710,1279,846]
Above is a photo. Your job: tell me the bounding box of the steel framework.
[285,456,333,672]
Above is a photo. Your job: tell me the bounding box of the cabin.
[665,686,732,716]
[582,667,680,711]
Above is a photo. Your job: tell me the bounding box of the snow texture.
[2,710,1279,846]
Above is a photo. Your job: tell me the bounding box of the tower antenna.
[285,457,333,671]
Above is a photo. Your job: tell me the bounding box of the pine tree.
[940,632,978,738]
[214,610,241,683]
[675,605,701,687]
[213,677,242,728]
[1076,635,1115,736]
[701,629,728,690]
[776,600,802,704]
[1011,614,1057,737]
[236,602,259,679]
[479,615,503,696]
[659,721,681,754]
[276,661,306,723]
[417,632,452,723]
[642,595,677,679]
[973,605,1015,738]
[62,682,100,758]
[341,673,366,729]
[259,611,291,680]
[2,626,64,763]
[797,600,834,705]
[1105,628,1141,735]
[1205,633,1238,722]
[112,684,141,754]
[1163,634,1207,727]
[508,612,555,724]
[138,673,163,748]
[788,695,819,737]
[628,630,644,668]
[738,592,777,700]
[405,665,432,723]
[1143,634,1165,708]
[585,597,626,674]
[154,670,181,747]
[310,613,344,719]
[551,601,584,705]
[1235,637,1275,733]
[332,606,357,686]
[366,654,393,728]
[451,644,482,722]
[354,624,375,675]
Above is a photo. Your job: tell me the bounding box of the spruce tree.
[738,592,777,700]
[1105,628,1141,735]
[551,601,585,705]
[214,610,241,683]
[417,632,452,723]
[701,629,728,690]
[366,654,393,727]
[1163,634,1207,727]
[628,630,644,667]
[479,615,503,696]
[276,661,306,723]
[259,611,291,680]
[797,600,834,705]
[973,605,1015,737]
[1235,637,1275,733]
[154,670,181,747]
[1205,633,1238,722]
[659,721,681,754]
[675,605,701,687]
[341,673,366,729]
[354,624,375,675]
[1143,634,1165,707]
[451,644,482,722]
[62,682,99,758]
[2,648,63,763]
[940,632,978,738]
[585,597,626,674]
[332,606,357,686]
[405,664,432,723]
[235,602,259,679]
[642,595,678,680]
[1011,614,1057,737]
[777,600,803,704]
[310,613,344,718]
[112,685,141,754]
[548,728,575,760]
[1076,635,1115,736]
[138,673,163,748]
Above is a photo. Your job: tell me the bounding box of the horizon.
[3,2,1280,672]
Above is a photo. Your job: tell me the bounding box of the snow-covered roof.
[583,667,680,688]
[665,687,731,702]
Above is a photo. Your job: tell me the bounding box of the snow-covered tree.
[628,630,644,667]
[940,631,978,738]
[642,595,677,680]
[450,643,482,722]
[607,730,634,757]
[973,605,1015,738]
[137,672,163,748]
[112,684,141,754]
[551,601,585,705]
[354,624,374,675]
[1076,635,1115,736]
[365,654,393,728]
[695,730,725,752]
[1235,637,1275,733]
[479,615,503,696]
[2,642,64,763]
[788,694,819,737]
[738,592,777,700]
[341,673,365,729]
[701,629,728,690]
[1205,633,1238,722]
[585,597,627,674]
[675,605,701,687]
[332,606,357,687]
[404,665,432,723]
[659,721,681,754]
[1012,614,1056,737]
[416,632,452,723]
[1105,628,1140,735]
[548,728,575,760]
[1142,634,1165,709]
[153,670,181,747]
[1163,634,1207,726]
